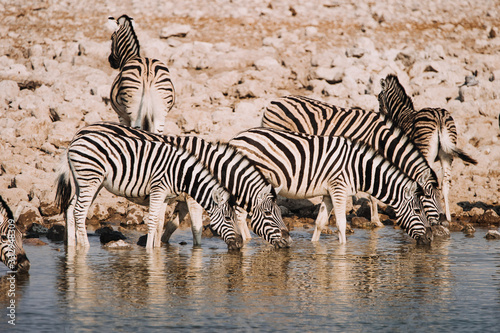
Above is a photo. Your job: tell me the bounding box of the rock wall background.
[1,0,499,232]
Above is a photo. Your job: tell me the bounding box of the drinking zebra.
[261,95,444,226]
[77,122,291,248]
[108,15,175,134]
[0,196,30,272]
[378,74,478,221]
[55,127,242,250]
[230,127,433,244]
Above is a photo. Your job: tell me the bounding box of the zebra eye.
[414,208,422,214]
[0,235,7,242]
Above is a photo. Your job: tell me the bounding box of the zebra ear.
[380,78,386,90]
[106,17,119,32]
[257,184,273,202]
[212,188,229,205]
[274,184,283,195]
[404,182,418,200]
[416,169,431,187]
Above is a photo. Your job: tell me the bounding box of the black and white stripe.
[79,122,291,248]
[262,95,444,226]
[0,196,30,272]
[108,15,175,134]
[230,127,433,244]
[378,74,477,221]
[55,126,242,250]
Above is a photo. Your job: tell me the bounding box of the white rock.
[160,24,191,39]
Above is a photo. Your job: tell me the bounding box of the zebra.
[261,95,444,226]
[0,196,30,272]
[229,127,433,245]
[108,15,175,134]
[76,122,291,248]
[378,74,478,221]
[55,127,242,250]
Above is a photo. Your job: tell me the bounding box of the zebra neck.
[355,150,411,209]
[166,136,256,213]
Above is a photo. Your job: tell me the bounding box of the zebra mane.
[214,140,278,198]
[0,195,14,221]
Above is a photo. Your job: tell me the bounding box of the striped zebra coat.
[261,95,443,226]
[108,15,175,134]
[79,122,291,248]
[55,127,242,250]
[230,128,433,244]
[378,74,478,221]
[0,196,30,272]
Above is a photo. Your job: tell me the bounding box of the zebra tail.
[451,147,478,165]
[55,153,74,214]
[438,127,478,165]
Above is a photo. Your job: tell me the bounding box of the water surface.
[1,226,499,332]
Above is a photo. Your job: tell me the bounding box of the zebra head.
[207,188,243,251]
[396,182,433,245]
[416,169,446,225]
[378,74,415,118]
[108,14,141,70]
[250,185,292,248]
[0,197,30,272]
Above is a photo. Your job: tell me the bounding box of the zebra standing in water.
[77,122,291,248]
[230,128,433,244]
[55,127,242,250]
[261,95,444,226]
[108,15,175,134]
[0,196,30,272]
[378,74,478,221]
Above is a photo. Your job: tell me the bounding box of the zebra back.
[262,95,439,190]
[230,127,429,241]
[108,15,141,70]
[0,196,30,272]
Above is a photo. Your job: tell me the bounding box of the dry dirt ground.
[0,0,499,239]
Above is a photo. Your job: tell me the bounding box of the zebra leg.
[369,196,384,227]
[329,184,349,244]
[186,197,204,246]
[154,203,168,247]
[236,207,251,242]
[73,192,96,248]
[311,195,333,242]
[439,154,453,221]
[146,191,169,249]
[65,196,77,246]
[161,201,188,243]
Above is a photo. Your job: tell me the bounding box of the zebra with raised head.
[55,126,242,250]
[261,95,444,226]
[378,74,478,221]
[0,196,30,272]
[77,122,291,248]
[230,127,433,245]
[108,15,175,134]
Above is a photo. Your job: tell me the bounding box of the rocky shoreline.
[1,0,499,242]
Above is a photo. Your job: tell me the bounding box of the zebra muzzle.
[227,234,243,251]
[416,227,433,246]
[14,253,30,272]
